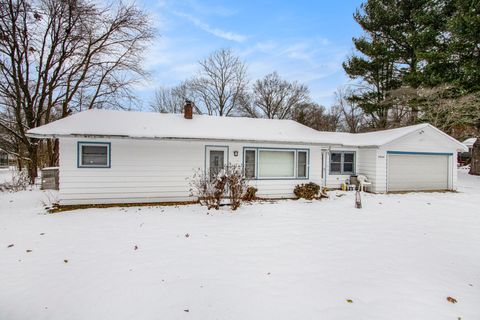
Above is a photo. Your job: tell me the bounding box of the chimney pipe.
[184,100,193,119]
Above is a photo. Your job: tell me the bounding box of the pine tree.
[447,0,480,92]
[343,0,455,127]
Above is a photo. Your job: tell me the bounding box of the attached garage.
[386,152,451,192]
[330,123,468,193]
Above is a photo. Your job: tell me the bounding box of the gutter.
[25,132,345,148]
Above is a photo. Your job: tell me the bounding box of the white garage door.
[387,153,450,192]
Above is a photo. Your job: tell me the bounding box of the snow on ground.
[0,170,479,320]
[0,168,14,185]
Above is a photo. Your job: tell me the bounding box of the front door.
[209,150,225,179]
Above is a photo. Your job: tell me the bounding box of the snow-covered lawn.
[1,170,479,320]
[0,168,14,185]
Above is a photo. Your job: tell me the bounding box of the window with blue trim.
[330,151,355,174]
[244,148,308,179]
[78,142,110,168]
[297,151,308,178]
[244,149,256,178]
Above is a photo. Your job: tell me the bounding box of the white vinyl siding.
[356,148,381,193]
[59,139,323,205]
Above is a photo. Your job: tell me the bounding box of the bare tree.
[333,87,365,133]
[150,82,196,114]
[292,102,340,132]
[0,0,154,182]
[190,48,248,116]
[247,72,310,119]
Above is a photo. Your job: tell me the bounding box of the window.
[78,142,110,168]
[0,151,8,167]
[330,151,355,174]
[209,150,225,179]
[259,150,295,178]
[297,151,307,178]
[244,149,256,178]
[244,148,308,179]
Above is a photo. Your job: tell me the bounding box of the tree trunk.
[27,144,38,184]
[47,139,60,167]
[470,138,480,175]
[17,158,22,171]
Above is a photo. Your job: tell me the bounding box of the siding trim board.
[387,151,453,156]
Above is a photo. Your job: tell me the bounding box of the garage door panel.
[387,154,449,192]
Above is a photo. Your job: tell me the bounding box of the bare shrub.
[188,164,247,211]
[225,165,247,210]
[1,169,30,192]
[294,182,320,200]
[243,186,258,201]
[41,191,60,209]
[188,169,219,209]
[212,171,228,210]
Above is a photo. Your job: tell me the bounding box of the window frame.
[242,147,309,180]
[329,151,356,175]
[0,151,8,167]
[243,148,257,179]
[77,141,111,168]
[297,150,308,178]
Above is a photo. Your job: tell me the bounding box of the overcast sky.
[134,0,364,110]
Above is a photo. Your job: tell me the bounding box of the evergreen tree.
[447,0,480,92]
[343,0,455,127]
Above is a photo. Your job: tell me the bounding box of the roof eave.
[25,132,344,147]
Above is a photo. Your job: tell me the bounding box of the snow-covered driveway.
[1,169,479,320]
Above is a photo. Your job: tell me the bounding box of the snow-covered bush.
[225,165,247,210]
[188,169,226,210]
[0,169,30,192]
[294,182,320,200]
[188,164,247,210]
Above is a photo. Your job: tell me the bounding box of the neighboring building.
[0,149,8,168]
[459,137,477,165]
[26,104,468,205]
[463,138,477,152]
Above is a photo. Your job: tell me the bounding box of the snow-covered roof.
[315,124,432,147]
[463,138,477,148]
[26,109,467,150]
[27,109,328,145]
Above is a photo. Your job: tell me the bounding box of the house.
[463,137,477,152]
[459,137,477,165]
[26,103,468,205]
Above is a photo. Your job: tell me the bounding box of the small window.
[343,152,354,173]
[79,142,110,168]
[244,149,256,178]
[330,151,355,174]
[330,152,342,173]
[297,151,308,178]
[0,151,8,167]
